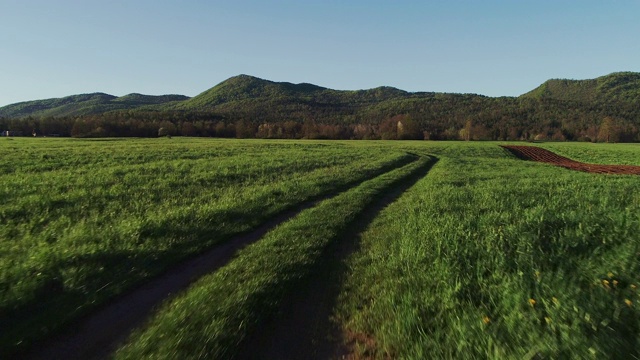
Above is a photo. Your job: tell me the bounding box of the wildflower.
[625,299,633,307]
[631,284,637,290]
[608,272,614,278]
[529,298,536,307]
[602,279,610,288]
[613,280,619,287]
[482,316,491,324]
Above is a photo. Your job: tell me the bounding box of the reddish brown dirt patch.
[501,145,640,175]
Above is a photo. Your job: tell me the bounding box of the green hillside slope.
[170,74,414,112]
[0,93,189,118]
[3,72,639,119]
[520,72,640,103]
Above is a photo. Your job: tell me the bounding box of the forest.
[1,72,639,142]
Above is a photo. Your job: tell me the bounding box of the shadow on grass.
[14,155,418,360]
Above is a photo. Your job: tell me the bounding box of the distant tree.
[157,121,176,137]
[282,121,301,138]
[71,119,92,137]
[551,129,566,141]
[583,125,599,143]
[235,120,255,138]
[214,121,227,137]
[618,122,639,142]
[560,127,576,141]
[461,119,473,141]
[181,122,197,136]
[225,122,236,138]
[397,115,422,140]
[353,124,375,140]
[597,116,619,143]
[458,128,468,141]
[472,123,491,140]
[379,117,400,140]
[302,119,319,139]
[442,127,458,140]
[255,123,271,138]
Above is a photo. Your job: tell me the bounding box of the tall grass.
[2,139,638,357]
[115,157,433,359]
[0,137,411,354]
[337,144,640,358]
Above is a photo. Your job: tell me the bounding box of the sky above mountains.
[1,0,639,107]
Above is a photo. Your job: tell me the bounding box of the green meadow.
[337,143,640,358]
[1,138,639,358]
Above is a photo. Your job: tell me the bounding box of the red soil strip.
[501,145,640,175]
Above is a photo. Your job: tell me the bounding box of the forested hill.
[173,74,331,109]
[1,72,639,141]
[520,72,640,103]
[171,74,420,111]
[0,93,189,118]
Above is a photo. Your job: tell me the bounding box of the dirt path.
[501,145,640,175]
[25,205,322,360]
[24,159,417,360]
[236,158,438,360]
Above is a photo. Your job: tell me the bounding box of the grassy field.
[537,142,640,165]
[0,137,412,354]
[1,138,639,358]
[337,142,640,358]
[115,156,433,359]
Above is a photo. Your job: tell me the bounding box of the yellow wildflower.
[602,279,610,288]
[608,272,614,278]
[529,298,536,307]
[613,280,619,287]
[631,284,637,290]
[625,299,633,307]
[482,316,491,324]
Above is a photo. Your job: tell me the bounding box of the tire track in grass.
[23,155,417,360]
[236,157,438,360]
[114,156,435,360]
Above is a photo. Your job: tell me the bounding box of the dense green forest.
[1,72,639,141]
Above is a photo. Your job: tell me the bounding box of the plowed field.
[501,145,640,175]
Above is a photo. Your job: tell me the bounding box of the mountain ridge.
[1,72,638,119]
[520,72,640,103]
[0,93,189,118]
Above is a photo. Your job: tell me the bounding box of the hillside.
[1,72,639,141]
[3,72,639,119]
[520,72,640,103]
[0,93,189,118]
[172,75,327,109]
[170,74,415,112]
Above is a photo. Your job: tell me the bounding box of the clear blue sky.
[1,0,639,106]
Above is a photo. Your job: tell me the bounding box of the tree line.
[1,97,639,142]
